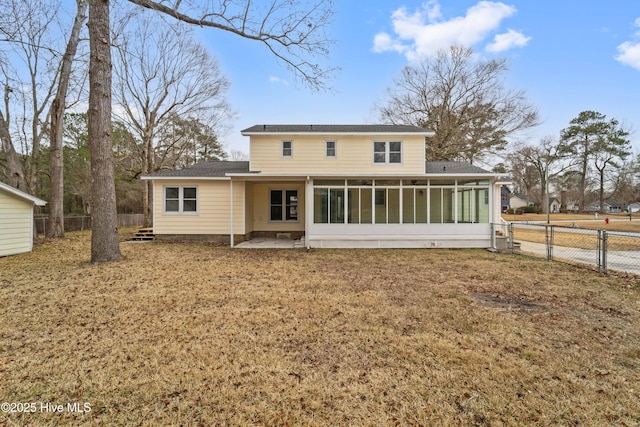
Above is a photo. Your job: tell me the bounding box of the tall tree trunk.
[599,169,606,215]
[578,155,588,214]
[88,0,121,262]
[48,0,88,238]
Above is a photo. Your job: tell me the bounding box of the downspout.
[306,176,311,249]
[230,179,234,247]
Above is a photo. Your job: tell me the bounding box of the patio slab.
[235,238,296,248]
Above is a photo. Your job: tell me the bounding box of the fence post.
[601,230,608,275]
[596,230,602,273]
[509,223,514,253]
[545,225,554,261]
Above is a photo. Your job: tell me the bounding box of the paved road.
[519,241,640,275]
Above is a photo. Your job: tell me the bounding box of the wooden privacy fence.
[34,214,144,234]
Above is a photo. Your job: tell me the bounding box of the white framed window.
[282,141,293,157]
[164,186,197,213]
[373,141,402,164]
[270,189,298,221]
[325,140,336,157]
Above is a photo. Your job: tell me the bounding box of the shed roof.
[0,181,47,206]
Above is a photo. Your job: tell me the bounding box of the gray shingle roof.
[241,124,433,134]
[147,161,251,177]
[425,161,491,174]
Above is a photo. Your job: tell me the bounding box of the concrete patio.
[235,238,301,248]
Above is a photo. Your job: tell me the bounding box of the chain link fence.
[492,223,640,275]
[34,214,144,235]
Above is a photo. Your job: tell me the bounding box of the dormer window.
[374,141,402,164]
[282,141,293,157]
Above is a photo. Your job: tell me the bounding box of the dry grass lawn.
[1,231,639,426]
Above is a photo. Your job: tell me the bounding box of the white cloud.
[372,32,407,55]
[373,1,528,60]
[269,76,289,86]
[615,17,640,70]
[486,29,531,53]
[616,41,640,70]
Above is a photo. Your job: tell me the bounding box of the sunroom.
[304,176,493,248]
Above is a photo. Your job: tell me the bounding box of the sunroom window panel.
[360,188,372,224]
[402,188,415,224]
[329,189,345,224]
[416,189,427,223]
[348,188,360,224]
[443,189,455,223]
[314,188,328,223]
[457,189,473,223]
[375,189,386,224]
[430,188,442,223]
[476,188,490,223]
[388,188,400,223]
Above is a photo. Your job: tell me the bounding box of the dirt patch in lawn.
[470,292,547,313]
[0,231,639,426]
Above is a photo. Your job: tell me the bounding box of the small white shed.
[0,181,47,257]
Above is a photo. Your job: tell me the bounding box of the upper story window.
[373,141,402,164]
[164,186,197,213]
[282,141,293,157]
[325,140,336,157]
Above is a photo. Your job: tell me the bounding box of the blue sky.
[195,0,640,161]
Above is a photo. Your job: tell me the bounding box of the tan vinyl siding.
[153,180,244,235]
[0,191,33,256]
[250,182,305,232]
[250,134,426,175]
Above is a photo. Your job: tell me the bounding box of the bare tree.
[112,14,230,225]
[377,45,539,164]
[47,0,88,238]
[126,0,336,91]
[229,149,250,161]
[0,0,61,194]
[87,0,121,262]
[509,137,571,214]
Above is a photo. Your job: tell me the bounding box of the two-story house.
[142,124,507,248]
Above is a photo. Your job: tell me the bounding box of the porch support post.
[230,179,234,247]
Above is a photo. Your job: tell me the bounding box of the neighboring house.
[500,186,511,212]
[510,194,535,209]
[587,202,621,213]
[549,197,561,213]
[628,202,640,213]
[142,124,508,248]
[0,181,47,257]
